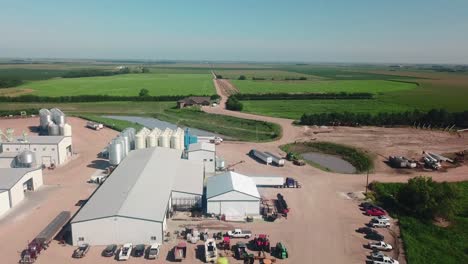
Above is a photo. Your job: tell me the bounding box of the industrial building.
[71,147,204,246]
[206,171,261,218]
[187,142,216,174]
[0,136,72,167]
[0,167,43,216]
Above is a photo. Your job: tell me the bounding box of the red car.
[366,208,386,216]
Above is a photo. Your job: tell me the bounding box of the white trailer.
[264,152,285,166]
[249,176,285,187]
[86,121,103,131]
[197,136,223,145]
[249,149,272,165]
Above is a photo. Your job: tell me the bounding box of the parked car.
[368,241,393,251]
[366,208,386,216]
[371,219,391,228]
[133,244,145,257]
[372,255,400,264]
[365,232,385,241]
[147,243,160,259]
[371,250,386,260]
[102,244,117,257]
[356,227,376,234]
[360,202,374,209]
[227,229,252,239]
[118,243,133,261]
[72,243,90,258]
[374,215,391,222]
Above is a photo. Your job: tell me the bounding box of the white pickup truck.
[118,243,132,261]
[373,256,400,264]
[227,229,252,239]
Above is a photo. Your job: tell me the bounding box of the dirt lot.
[1,107,467,263]
[0,116,118,264]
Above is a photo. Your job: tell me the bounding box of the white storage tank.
[51,108,66,125]
[62,123,72,137]
[109,139,124,165]
[39,109,52,130]
[120,135,129,156]
[48,123,60,136]
[159,128,172,148]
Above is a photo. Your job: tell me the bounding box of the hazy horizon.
[1,0,468,64]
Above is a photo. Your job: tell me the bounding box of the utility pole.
[365,170,369,195]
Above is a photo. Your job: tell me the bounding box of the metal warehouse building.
[70,147,204,246]
[0,136,72,167]
[0,168,43,216]
[187,142,216,174]
[206,171,260,218]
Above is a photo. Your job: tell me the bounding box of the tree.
[226,96,243,111]
[396,176,459,219]
[139,88,149,97]
[238,75,247,80]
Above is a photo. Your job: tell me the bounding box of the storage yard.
[0,107,466,263]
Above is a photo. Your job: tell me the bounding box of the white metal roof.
[0,167,40,190]
[2,136,65,145]
[187,142,215,152]
[72,147,204,224]
[206,171,260,200]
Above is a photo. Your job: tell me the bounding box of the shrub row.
[226,96,243,111]
[0,94,213,103]
[232,92,373,101]
[0,79,24,88]
[300,109,468,128]
[0,108,39,116]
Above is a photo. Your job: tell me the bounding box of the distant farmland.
[231,80,418,94]
[4,73,215,97]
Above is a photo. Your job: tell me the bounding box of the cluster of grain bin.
[39,108,72,136]
[138,127,185,150]
[108,128,136,166]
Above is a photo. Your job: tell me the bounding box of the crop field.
[241,99,415,119]
[231,79,418,94]
[215,69,323,80]
[2,73,215,97]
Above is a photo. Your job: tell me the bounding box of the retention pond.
[302,152,357,174]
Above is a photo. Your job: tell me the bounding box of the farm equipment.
[261,198,278,222]
[276,193,289,216]
[273,242,288,259]
[286,152,306,166]
[218,236,231,250]
[225,160,245,171]
[19,211,71,264]
[252,234,271,252]
[173,242,187,261]
[293,159,306,166]
[235,242,248,260]
[264,152,285,166]
[283,177,301,188]
[204,238,218,263]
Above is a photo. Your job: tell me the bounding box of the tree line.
[300,109,468,128]
[0,94,212,103]
[0,79,24,88]
[231,92,373,101]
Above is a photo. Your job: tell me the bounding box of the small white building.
[71,147,204,246]
[206,171,261,218]
[187,142,216,174]
[0,168,43,217]
[0,136,72,167]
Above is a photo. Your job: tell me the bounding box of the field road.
[203,77,468,263]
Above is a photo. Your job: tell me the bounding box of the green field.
[10,73,215,97]
[231,80,417,94]
[241,99,415,119]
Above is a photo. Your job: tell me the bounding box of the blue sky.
[1,0,467,63]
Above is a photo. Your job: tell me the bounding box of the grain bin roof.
[206,171,260,200]
[71,147,204,224]
[0,168,39,190]
[187,142,215,152]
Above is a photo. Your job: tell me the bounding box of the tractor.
[252,234,271,252]
[273,242,288,259]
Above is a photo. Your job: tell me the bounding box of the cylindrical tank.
[135,133,146,149]
[39,109,52,130]
[62,123,72,137]
[124,128,136,150]
[159,128,171,148]
[121,135,129,156]
[51,108,66,125]
[109,139,123,165]
[171,131,181,149]
[48,123,60,136]
[146,133,157,148]
[16,150,37,168]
